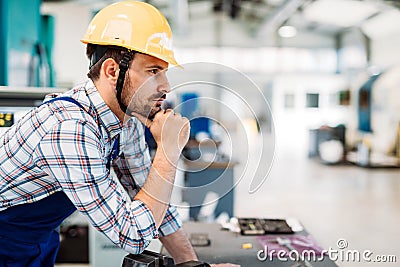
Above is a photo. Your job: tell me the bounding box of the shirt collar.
[81,79,123,140]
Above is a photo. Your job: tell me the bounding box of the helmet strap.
[116,50,134,114]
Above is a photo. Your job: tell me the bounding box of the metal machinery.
[122,250,210,267]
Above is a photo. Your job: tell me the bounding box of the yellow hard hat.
[81,1,178,66]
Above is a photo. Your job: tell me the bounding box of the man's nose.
[158,74,171,94]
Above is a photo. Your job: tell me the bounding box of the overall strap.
[44,96,102,135]
[44,96,120,168]
[43,96,85,110]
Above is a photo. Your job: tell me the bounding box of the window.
[306,93,319,108]
[284,93,295,108]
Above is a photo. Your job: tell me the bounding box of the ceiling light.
[361,9,400,38]
[278,25,297,38]
[303,0,378,28]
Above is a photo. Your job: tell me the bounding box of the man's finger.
[164,108,175,115]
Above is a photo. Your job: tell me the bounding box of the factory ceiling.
[42,0,400,48]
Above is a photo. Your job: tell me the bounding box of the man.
[0,1,238,266]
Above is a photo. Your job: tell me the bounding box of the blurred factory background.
[1,0,400,267]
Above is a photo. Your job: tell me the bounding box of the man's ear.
[101,58,119,84]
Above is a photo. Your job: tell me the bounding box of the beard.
[147,106,162,120]
[121,76,165,120]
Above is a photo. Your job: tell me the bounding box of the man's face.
[121,53,170,119]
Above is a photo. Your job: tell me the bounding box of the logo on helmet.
[146,32,173,52]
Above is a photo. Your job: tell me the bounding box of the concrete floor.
[233,149,400,267]
[56,143,400,267]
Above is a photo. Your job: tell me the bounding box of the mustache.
[153,94,166,100]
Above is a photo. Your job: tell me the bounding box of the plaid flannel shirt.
[0,79,181,253]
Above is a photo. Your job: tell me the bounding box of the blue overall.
[0,192,76,266]
[0,97,85,266]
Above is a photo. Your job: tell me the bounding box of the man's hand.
[133,109,190,163]
[210,264,240,267]
[151,109,190,160]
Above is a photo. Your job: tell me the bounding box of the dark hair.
[86,44,136,81]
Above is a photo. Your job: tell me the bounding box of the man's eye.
[149,69,159,74]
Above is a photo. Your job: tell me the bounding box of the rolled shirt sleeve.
[158,205,182,237]
[35,119,158,254]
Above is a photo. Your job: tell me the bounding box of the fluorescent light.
[304,0,378,28]
[362,9,400,38]
[278,25,297,38]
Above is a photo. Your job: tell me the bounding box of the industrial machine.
[122,250,210,267]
